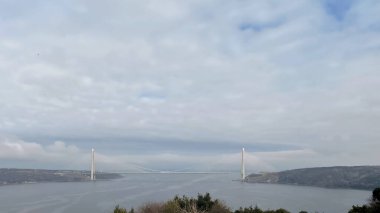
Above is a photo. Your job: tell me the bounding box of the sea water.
[0,173,370,213]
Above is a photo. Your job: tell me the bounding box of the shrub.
[348,188,380,213]
[138,202,164,213]
[209,202,231,213]
[234,206,263,213]
[162,200,182,213]
[114,193,293,213]
[114,205,128,213]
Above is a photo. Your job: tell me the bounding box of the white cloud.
[0,137,85,168]
[1,133,379,172]
[0,1,379,170]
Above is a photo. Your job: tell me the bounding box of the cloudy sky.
[0,0,379,172]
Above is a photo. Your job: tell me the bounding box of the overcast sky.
[0,0,379,172]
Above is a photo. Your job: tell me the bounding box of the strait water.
[0,173,371,213]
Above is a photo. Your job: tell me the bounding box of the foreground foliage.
[113,192,302,213]
[348,188,380,213]
[114,188,380,213]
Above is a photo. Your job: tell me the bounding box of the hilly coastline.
[246,166,380,190]
[0,168,122,185]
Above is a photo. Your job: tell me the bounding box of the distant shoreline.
[245,165,380,190]
[0,168,122,186]
[113,171,232,174]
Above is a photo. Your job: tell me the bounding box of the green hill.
[246,166,380,190]
[0,168,122,185]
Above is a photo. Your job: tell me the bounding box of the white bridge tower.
[91,148,96,181]
[241,147,245,181]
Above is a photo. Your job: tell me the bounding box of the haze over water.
[0,173,369,213]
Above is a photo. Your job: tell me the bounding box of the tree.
[114,205,128,213]
[138,202,164,213]
[197,193,216,211]
[273,209,290,213]
[348,188,380,213]
[114,193,292,213]
[370,188,380,213]
[162,200,182,213]
[234,206,263,213]
[372,188,380,203]
[209,202,231,213]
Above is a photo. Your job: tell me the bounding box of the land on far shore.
[246,165,380,190]
[0,168,122,186]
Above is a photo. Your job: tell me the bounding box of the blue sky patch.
[323,0,354,21]
[239,19,284,32]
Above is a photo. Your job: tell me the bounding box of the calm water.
[0,173,370,213]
